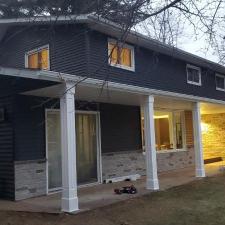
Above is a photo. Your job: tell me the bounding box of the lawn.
[1,174,225,225]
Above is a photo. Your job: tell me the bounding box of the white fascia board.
[61,73,225,106]
[0,14,90,25]
[0,67,62,82]
[1,66,225,106]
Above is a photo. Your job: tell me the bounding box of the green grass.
[1,174,225,225]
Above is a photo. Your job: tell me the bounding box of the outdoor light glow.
[154,115,169,119]
[201,122,209,133]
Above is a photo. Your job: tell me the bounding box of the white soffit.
[201,102,225,114]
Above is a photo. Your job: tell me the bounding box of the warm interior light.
[154,115,169,119]
[201,122,209,133]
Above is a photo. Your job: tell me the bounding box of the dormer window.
[108,39,135,71]
[215,74,225,91]
[25,45,49,70]
[186,64,201,86]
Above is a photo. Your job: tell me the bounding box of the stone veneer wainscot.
[14,159,46,201]
[102,149,195,181]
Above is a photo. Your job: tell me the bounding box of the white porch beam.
[192,102,205,178]
[60,81,79,212]
[143,95,159,190]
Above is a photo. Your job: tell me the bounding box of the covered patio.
[21,75,207,213]
[0,165,223,214]
[2,68,224,213]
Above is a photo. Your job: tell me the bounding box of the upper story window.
[108,39,135,71]
[215,74,225,91]
[25,45,50,70]
[186,64,201,86]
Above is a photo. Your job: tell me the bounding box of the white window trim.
[142,108,187,153]
[215,73,225,92]
[186,64,202,86]
[108,38,135,72]
[25,44,50,70]
[155,109,186,153]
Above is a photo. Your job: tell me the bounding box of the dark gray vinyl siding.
[13,95,48,161]
[0,25,87,77]
[88,30,225,102]
[13,96,142,159]
[1,25,225,101]
[0,95,14,199]
[0,76,57,199]
[100,103,142,153]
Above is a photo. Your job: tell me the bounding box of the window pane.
[108,43,118,64]
[154,111,174,151]
[216,76,225,89]
[121,47,131,67]
[28,53,38,69]
[174,112,183,149]
[40,48,49,70]
[187,67,200,83]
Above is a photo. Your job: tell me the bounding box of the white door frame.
[45,109,102,194]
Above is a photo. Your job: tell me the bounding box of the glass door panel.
[76,113,98,185]
[47,112,62,190]
[46,111,99,192]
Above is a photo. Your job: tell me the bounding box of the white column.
[60,81,79,212]
[143,95,159,190]
[192,102,205,178]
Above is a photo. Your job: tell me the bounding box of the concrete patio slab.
[0,163,222,214]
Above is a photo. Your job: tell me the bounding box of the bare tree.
[0,0,225,107]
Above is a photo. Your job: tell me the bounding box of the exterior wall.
[14,95,48,161]
[88,31,225,102]
[0,77,55,200]
[0,25,87,77]
[100,103,142,153]
[14,159,46,200]
[102,149,195,181]
[0,92,15,200]
[1,26,225,102]
[202,113,225,159]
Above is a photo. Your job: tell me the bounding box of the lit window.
[141,110,185,152]
[26,45,49,70]
[186,64,201,86]
[215,74,225,91]
[108,40,134,71]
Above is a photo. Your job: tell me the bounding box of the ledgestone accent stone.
[202,113,225,159]
[102,149,195,181]
[14,159,46,201]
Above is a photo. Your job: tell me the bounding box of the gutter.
[1,66,225,105]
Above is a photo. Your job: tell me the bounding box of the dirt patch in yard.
[1,174,225,225]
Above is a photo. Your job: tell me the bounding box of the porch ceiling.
[201,102,225,114]
[22,83,193,110]
[22,83,143,106]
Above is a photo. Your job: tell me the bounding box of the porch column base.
[61,196,79,213]
[195,168,206,178]
[146,178,159,190]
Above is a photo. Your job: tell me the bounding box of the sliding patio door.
[46,111,99,191]
[76,113,98,184]
[47,111,62,190]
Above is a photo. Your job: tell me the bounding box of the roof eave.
[0,14,225,74]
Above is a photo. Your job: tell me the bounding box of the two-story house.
[0,14,225,212]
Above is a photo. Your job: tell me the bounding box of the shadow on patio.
[0,164,223,214]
